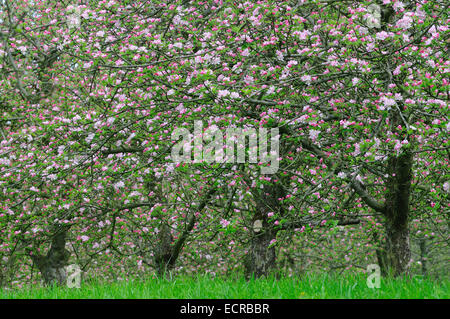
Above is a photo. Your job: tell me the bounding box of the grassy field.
[1,274,448,299]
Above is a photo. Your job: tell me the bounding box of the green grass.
[1,274,448,299]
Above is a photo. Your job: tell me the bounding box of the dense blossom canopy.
[0,0,448,285]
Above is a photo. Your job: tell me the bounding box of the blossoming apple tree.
[0,0,448,285]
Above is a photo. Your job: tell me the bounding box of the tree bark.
[383,151,413,277]
[153,187,216,277]
[419,238,427,276]
[153,222,175,277]
[31,228,70,286]
[244,182,284,278]
[244,227,277,279]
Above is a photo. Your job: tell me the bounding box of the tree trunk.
[419,238,427,276]
[383,151,413,277]
[31,228,70,286]
[153,223,175,277]
[244,227,277,279]
[383,219,411,276]
[244,182,284,278]
[152,187,217,277]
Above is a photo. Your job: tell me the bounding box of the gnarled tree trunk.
[244,182,285,278]
[245,226,277,279]
[152,187,217,277]
[382,151,413,277]
[31,228,70,286]
[153,223,175,277]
